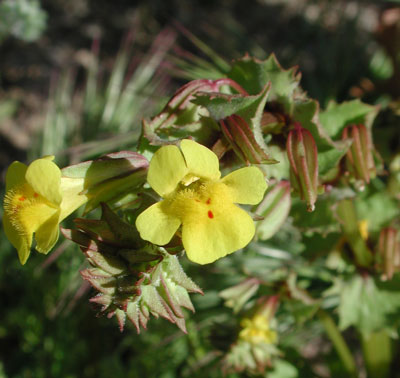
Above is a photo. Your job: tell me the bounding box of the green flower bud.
[220,114,277,165]
[286,123,318,211]
[342,124,376,189]
[378,227,400,281]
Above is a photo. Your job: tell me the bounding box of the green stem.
[318,310,357,377]
[336,199,373,268]
[362,331,392,378]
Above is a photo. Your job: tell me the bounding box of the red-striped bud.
[220,114,277,165]
[378,227,400,281]
[342,124,376,188]
[286,123,318,212]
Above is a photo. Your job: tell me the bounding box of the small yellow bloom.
[3,156,87,264]
[136,140,267,264]
[239,314,277,345]
[358,219,369,241]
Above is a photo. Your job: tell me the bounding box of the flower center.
[4,183,58,236]
[166,180,233,223]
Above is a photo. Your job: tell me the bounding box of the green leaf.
[355,185,400,235]
[268,360,298,378]
[291,192,342,233]
[338,275,400,336]
[192,82,270,122]
[319,100,379,140]
[228,54,300,100]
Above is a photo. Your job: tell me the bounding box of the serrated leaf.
[165,254,203,294]
[85,250,127,275]
[192,83,270,122]
[338,275,400,335]
[228,54,300,100]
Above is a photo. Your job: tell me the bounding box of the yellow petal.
[35,211,61,254]
[25,158,62,205]
[147,145,188,197]
[18,201,59,237]
[221,166,267,205]
[180,139,221,181]
[136,201,181,245]
[182,202,255,264]
[2,213,32,265]
[59,177,87,220]
[5,161,27,191]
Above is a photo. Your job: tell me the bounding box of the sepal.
[220,114,277,165]
[287,123,319,211]
[62,204,202,333]
[378,227,400,281]
[342,124,376,189]
[62,151,148,213]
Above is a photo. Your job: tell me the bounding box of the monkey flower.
[3,156,86,264]
[136,140,267,264]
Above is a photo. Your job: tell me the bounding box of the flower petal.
[182,203,255,264]
[59,177,87,220]
[2,213,32,265]
[136,201,181,245]
[221,166,267,205]
[18,202,59,237]
[35,211,61,254]
[180,139,221,181]
[25,158,62,205]
[5,161,27,191]
[147,145,188,197]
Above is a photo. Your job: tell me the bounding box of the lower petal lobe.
[136,201,181,245]
[182,203,255,264]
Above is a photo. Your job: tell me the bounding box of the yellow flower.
[3,156,87,265]
[136,139,267,264]
[239,314,277,345]
[358,219,369,241]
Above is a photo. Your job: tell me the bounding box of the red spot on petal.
[206,198,211,205]
[18,196,26,201]
[33,193,39,198]
[208,210,214,219]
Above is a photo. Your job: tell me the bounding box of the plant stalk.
[318,310,357,377]
[361,330,392,378]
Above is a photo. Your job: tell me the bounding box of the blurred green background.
[1,0,400,377]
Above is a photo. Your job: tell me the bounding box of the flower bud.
[286,123,318,211]
[220,114,278,165]
[342,124,376,187]
[378,227,400,281]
